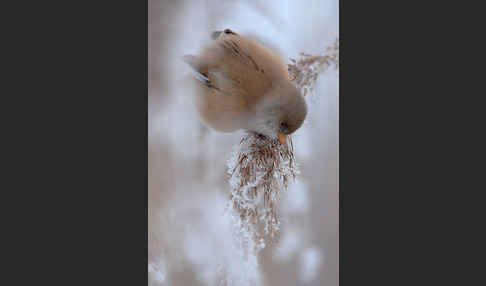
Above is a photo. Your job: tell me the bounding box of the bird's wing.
[182,55,211,87]
[184,30,287,105]
[183,52,245,99]
[182,53,235,94]
[209,33,285,106]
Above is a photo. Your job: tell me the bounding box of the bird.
[183,28,307,145]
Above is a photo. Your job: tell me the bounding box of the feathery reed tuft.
[288,38,339,96]
[226,39,339,255]
[227,132,297,246]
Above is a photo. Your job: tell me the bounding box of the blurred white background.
[148,0,338,285]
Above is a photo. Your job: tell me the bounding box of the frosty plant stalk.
[227,133,297,244]
[288,38,339,96]
[226,38,339,255]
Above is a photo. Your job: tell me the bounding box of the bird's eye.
[280,122,289,130]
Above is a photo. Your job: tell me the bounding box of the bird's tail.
[211,29,237,40]
[211,31,222,40]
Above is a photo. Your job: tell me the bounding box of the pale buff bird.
[183,29,307,145]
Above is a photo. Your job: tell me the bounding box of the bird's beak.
[278,133,287,145]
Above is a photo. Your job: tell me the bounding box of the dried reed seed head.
[227,132,297,242]
[226,38,339,253]
[288,38,339,97]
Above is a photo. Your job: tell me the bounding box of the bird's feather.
[182,55,211,87]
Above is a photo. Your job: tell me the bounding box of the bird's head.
[247,82,307,144]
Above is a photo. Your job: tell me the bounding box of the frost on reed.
[288,38,339,96]
[225,39,339,260]
[227,133,297,247]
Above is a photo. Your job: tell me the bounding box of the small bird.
[183,29,307,145]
